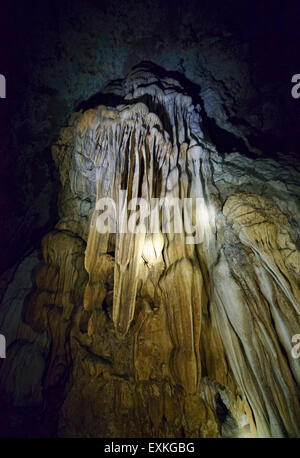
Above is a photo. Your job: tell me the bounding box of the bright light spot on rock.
[141,233,164,265]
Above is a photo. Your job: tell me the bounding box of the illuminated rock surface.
[1,64,298,437]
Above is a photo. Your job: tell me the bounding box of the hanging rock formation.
[1,63,299,438]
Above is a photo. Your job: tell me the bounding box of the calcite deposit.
[0,64,299,438]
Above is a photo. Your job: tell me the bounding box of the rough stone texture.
[0,1,300,438]
[1,0,300,273]
[0,252,48,399]
[1,65,298,438]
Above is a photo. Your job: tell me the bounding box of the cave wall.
[1,65,298,437]
[1,0,300,273]
[0,0,299,438]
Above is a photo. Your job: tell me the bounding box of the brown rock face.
[2,64,299,437]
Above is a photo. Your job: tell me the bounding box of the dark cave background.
[0,0,299,436]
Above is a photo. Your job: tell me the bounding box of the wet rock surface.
[0,1,299,438]
[1,65,299,437]
[1,0,299,272]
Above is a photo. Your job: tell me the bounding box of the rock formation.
[0,63,299,438]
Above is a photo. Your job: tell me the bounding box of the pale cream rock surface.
[1,65,299,437]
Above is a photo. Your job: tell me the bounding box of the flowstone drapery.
[1,64,299,437]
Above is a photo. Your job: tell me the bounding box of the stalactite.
[2,63,299,438]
